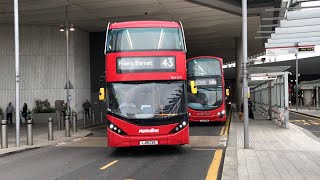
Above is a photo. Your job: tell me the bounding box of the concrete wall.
[73,30,91,113]
[0,24,90,114]
[89,32,106,109]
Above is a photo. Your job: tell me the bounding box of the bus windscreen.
[187,58,221,76]
[107,28,184,52]
[108,81,186,120]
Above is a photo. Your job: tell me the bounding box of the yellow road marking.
[290,119,320,126]
[100,160,119,170]
[220,126,225,135]
[224,113,231,136]
[193,148,217,151]
[311,121,320,125]
[206,149,223,180]
[224,124,229,135]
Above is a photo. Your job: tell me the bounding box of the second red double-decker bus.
[187,56,226,123]
[102,21,189,147]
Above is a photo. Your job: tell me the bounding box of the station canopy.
[0,0,282,63]
[265,0,320,50]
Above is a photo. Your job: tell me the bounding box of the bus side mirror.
[226,88,230,97]
[190,80,197,94]
[99,88,105,101]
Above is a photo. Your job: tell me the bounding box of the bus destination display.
[195,78,218,86]
[117,57,176,73]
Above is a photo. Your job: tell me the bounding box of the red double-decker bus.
[187,56,227,123]
[102,21,189,147]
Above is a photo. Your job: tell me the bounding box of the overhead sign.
[266,45,315,55]
[266,47,296,55]
[251,76,277,81]
[298,46,315,53]
[116,56,176,73]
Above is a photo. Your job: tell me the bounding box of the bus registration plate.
[140,140,158,146]
[200,120,209,122]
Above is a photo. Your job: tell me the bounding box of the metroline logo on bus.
[138,128,160,133]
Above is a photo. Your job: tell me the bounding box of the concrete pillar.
[235,37,243,111]
[303,89,312,106]
[268,81,272,120]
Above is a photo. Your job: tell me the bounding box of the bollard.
[309,102,311,110]
[92,110,95,125]
[84,113,86,127]
[27,119,33,146]
[57,112,61,131]
[71,112,74,126]
[83,111,86,126]
[100,109,103,123]
[48,117,53,141]
[65,114,70,137]
[60,112,65,130]
[73,112,77,133]
[1,120,8,149]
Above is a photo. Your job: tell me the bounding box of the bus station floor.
[0,117,227,180]
[222,111,320,180]
[0,119,92,156]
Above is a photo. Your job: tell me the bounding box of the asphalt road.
[0,120,227,180]
[290,112,320,138]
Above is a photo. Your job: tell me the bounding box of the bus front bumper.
[107,126,189,147]
[189,114,226,122]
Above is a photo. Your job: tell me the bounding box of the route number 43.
[162,58,174,67]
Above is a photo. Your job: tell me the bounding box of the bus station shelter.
[249,67,291,128]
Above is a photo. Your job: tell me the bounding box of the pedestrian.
[6,102,15,124]
[248,98,254,119]
[82,99,91,118]
[21,103,28,123]
[240,98,254,120]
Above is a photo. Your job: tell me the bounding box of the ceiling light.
[69,24,75,31]
[59,25,65,32]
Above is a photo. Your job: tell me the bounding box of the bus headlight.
[218,110,226,115]
[107,121,127,135]
[170,120,188,134]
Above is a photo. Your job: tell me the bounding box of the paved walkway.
[290,108,320,118]
[0,118,97,156]
[222,112,320,180]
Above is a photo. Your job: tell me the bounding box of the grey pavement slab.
[222,111,320,180]
[0,120,92,156]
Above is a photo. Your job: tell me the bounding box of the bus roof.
[187,56,223,63]
[109,21,181,29]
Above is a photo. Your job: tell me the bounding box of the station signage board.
[266,45,315,55]
[298,46,315,53]
[116,56,176,73]
[266,47,297,55]
[251,76,277,81]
